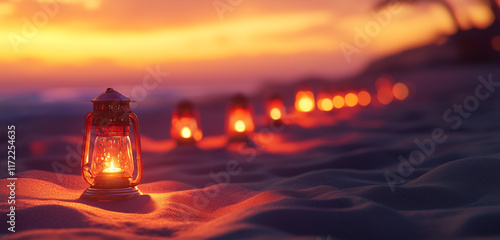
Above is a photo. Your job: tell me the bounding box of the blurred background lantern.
[344,92,359,107]
[316,90,334,112]
[226,94,255,141]
[295,88,315,113]
[171,101,203,145]
[265,95,286,126]
[332,92,345,109]
[392,82,409,101]
[357,90,372,107]
[80,88,143,201]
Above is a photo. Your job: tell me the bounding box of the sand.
[1,64,500,239]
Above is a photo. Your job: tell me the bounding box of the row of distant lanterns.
[79,77,410,201]
[173,77,409,144]
[298,78,410,113]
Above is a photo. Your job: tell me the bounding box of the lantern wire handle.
[129,112,143,186]
[81,112,94,186]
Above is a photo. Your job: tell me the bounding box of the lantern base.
[176,138,196,145]
[270,119,285,128]
[80,186,142,202]
[228,133,251,143]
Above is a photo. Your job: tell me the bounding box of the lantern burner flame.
[181,127,192,139]
[270,108,282,120]
[298,97,314,112]
[234,120,246,132]
[318,98,333,111]
[103,161,122,173]
[295,90,315,112]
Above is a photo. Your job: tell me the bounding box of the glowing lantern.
[226,94,255,141]
[80,88,143,201]
[266,95,286,125]
[392,82,409,101]
[270,108,282,121]
[317,91,333,112]
[332,95,345,109]
[171,101,203,145]
[295,90,315,112]
[357,90,371,106]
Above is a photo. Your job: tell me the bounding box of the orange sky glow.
[0,0,496,96]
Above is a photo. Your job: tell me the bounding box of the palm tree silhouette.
[375,0,500,31]
[374,0,500,63]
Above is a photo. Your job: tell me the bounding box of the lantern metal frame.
[80,88,143,202]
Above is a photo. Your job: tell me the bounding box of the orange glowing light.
[227,108,254,135]
[234,120,246,132]
[103,160,122,173]
[357,91,371,106]
[193,130,203,141]
[295,91,315,112]
[318,98,333,111]
[227,95,255,140]
[181,127,192,139]
[172,117,201,142]
[393,82,409,100]
[344,93,358,107]
[266,95,286,126]
[333,95,345,109]
[270,108,282,120]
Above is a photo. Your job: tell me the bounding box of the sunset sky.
[0,0,496,100]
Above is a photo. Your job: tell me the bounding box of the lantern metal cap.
[269,94,282,101]
[92,88,135,102]
[230,94,249,108]
[177,100,194,111]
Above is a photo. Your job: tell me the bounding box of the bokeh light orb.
[333,95,345,109]
[357,91,371,106]
[345,93,358,107]
[393,82,409,100]
[295,91,315,112]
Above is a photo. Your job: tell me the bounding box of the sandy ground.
[1,64,500,239]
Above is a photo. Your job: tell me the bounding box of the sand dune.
[3,155,500,239]
[1,64,500,239]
